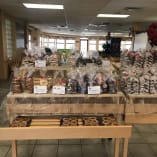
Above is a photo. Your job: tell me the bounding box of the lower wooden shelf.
[0,125,132,157]
[125,113,157,124]
[124,94,157,124]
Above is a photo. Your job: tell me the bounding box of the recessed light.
[97,14,130,18]
[23,3,64,10]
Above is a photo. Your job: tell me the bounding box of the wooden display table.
[6,92,124,123]
[0,125,132,157]
[125,94,157,124]
[20,66,72,71]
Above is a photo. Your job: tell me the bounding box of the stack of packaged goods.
[121,50,157,94]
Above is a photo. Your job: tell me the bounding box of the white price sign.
[88,86,101,95]
[102,60,111,66]
[35,60,46,67]
[52,86,65,94]
[34,85,47,94]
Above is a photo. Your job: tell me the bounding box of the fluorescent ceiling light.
[97,14,130,18]
[80,37,88,40]
[23,3,64,9]
[84,28,88,31]
[81,32,96,35]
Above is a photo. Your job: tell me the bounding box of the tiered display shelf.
[2,65,133,157]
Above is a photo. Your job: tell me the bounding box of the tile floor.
[0,80,157,157]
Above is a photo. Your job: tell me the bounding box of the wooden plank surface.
[115,138,120,157]
[128,94,157,98]
[7,92,123,99]
[12,141,17,157]
[123,138,129,157]
[125,103,157,114]
[7,103,124,114]
[125,114,157,124]
[0,126,132,140]
[20,66,71,71]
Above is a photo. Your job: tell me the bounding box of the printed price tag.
[88,86,101,94]
[52,86,65,94]
[102,60,111,66]
[34,85,47,94]
[35,60,46,67]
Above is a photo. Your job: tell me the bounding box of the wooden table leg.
[123,138,129,157]
[114,138,120,157]
[12,140,17,157]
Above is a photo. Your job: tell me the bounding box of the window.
[48,38,56,48]
[99,40,106,51]
[43,37,49,47]
[5,18,13,59]
[88,40,96,51]
[57,39,65,49]
[40,36,43,47]
[121,40,132,50]
[80,39,88,58]
[66,39,75,49]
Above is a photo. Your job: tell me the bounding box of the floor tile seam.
[80,141,83,157]
[129,142,150,144]
[56,140,60,157]
[129,143,155,145]
[0,144,11,147]
[59,143,82,144]
[36,143,59,145]
[30,140,38,157]
[128,144,155,157]
[147,144,157,156]
[139,133,157,144]
[4,145,11,157]
[135,133,149,143]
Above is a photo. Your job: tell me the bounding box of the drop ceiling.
[0,0,156,36]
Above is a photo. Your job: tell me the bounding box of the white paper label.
[52,86,65,94]
[102,60,111,66]
[34,85,47,94]
[88,86,101,94]
[35,60,46,67]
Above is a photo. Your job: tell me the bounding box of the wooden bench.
[0,125,132,157]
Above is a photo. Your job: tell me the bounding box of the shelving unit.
[4,65,133,157]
